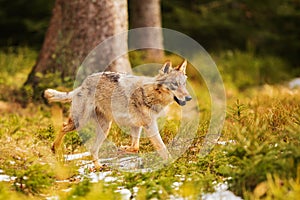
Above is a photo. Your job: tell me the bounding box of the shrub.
[5,162,54,195]
[217,51,291,90]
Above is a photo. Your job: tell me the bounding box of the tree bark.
[129,0,164,62]
[25,0,131,97]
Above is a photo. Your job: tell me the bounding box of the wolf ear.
[175,59,187,74]
[160,61,172,74]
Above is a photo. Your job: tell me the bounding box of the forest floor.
[0,48,300,199]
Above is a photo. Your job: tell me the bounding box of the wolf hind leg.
[51,117,76,153]
[120,127,142,153]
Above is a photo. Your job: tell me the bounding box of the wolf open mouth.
[174,96,186,106]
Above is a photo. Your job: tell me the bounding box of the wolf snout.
[178,100,186,106]
[174,96,186,106]
[185,96,192,101]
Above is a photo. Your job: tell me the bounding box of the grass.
[0,47,37,102]
[0,47,300,199]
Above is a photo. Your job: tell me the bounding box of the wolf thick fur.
[44,60,191,168]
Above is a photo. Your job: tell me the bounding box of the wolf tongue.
[173,96,186,106]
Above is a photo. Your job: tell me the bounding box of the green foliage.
[64,131,83,154]
[7,163,54,194]
[0,47,37,75]
[0,47,37,101]
[0,46,73,102]
[223,129,300,196]
[162,0,300,66]
[66,178,121,200]
[217,50,291,90]
[220,88,300,196]
[36,124,55,141]
[119,155,220,199]
[0,0,54,47]
[0,110,56,195]
[67,178,91,199]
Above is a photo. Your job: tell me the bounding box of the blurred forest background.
[0,0,300,94]
[0,0,299,64]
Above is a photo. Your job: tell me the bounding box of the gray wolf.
[44,60,192,169]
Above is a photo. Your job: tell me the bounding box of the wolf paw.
[51,145,56,154]
[119,145,139,153]
[92,161,109,172]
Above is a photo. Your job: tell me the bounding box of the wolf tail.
[44,87,80,103]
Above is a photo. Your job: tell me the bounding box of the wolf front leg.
[145,122,172,161]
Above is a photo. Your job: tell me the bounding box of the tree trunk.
[25,0,131,98]
[129,0,164,62]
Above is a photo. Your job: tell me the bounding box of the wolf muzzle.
[174,96,192,106]
[185,96,192,101]
[174,96,186,106]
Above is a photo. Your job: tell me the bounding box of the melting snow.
[202,183,242,200]
[289,78,300,89]
[0,174,10,182]
[0,152,242,200]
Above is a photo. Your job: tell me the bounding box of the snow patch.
[202,183,242,200]
[289,78,300,89]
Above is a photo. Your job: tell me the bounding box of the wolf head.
[156,60,192,106]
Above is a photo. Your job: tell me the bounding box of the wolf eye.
[169,82,178,90]
[172,82,179,87]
